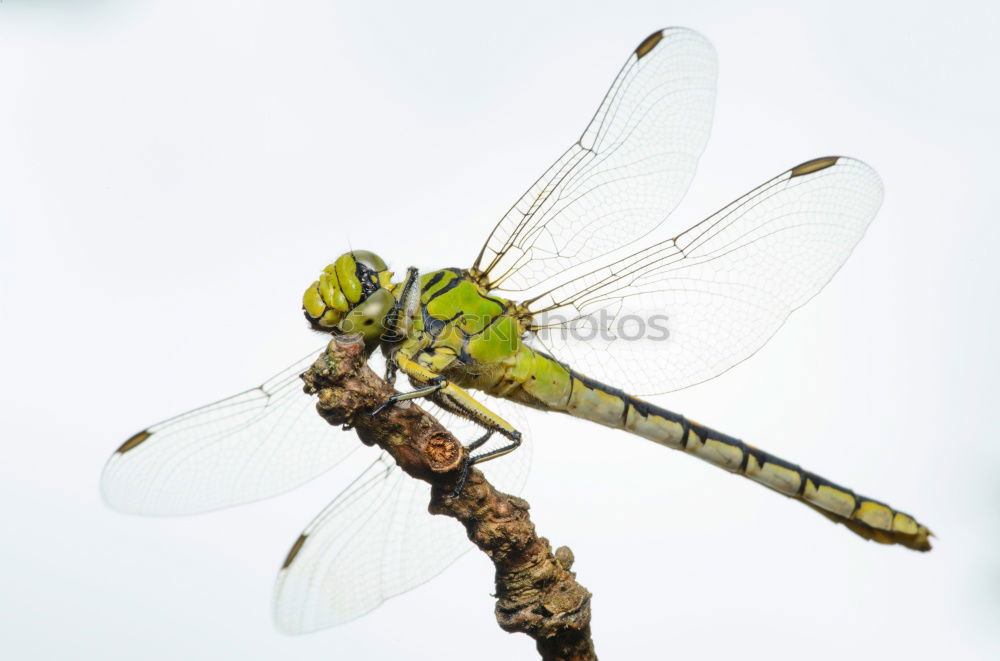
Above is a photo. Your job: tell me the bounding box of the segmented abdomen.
[512,349,932,551]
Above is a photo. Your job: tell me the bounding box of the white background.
[2,1,998,659]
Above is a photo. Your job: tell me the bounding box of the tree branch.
[301,335,597,661]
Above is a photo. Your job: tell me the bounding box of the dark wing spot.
[790,156,839,177]
[116,430,151,454]
[635,30,664,59]
[282,534,308,569]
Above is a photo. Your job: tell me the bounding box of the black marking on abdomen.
[794,467,864,506]
[570,368,689,431]
[680,418,692,449]
[627,392,687,426]
[691,421,748,457]
[744,445,802,477]
[571,370,626,398]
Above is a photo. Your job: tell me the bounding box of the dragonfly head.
[303,250,395,347]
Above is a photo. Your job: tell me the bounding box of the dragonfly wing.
[525,157,883,395]
[274,396,532,634]
[472,27,716,292]
[100,345,359,515]
[274,456,448,633]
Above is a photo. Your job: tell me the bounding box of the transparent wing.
[524,157,882,395]
[472,27,716,291]
[274,394,532,634]
[100,345,360,515]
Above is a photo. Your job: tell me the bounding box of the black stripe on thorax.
[421,271,446,293]
[481,292,511,311]
[424,270,464,303]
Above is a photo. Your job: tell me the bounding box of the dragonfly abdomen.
[517,351,932,551]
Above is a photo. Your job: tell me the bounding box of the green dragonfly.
[102,27,931,634]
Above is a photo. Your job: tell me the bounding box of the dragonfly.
[102,27,932,635]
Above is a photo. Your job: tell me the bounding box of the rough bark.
[301,335,596,661]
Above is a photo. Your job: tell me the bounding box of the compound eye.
[337,287,394,348]
[334,255,363,304]
[350,250,387,272]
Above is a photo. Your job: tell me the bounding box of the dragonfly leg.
[467,429,494,453]
[369,377,445,417]
[393,355,523,494]
[448,430,492,497]
[469,434,522,464]
[450,430,522,497]
[383,359,398,386]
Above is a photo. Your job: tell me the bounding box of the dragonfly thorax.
[302,250,395,347]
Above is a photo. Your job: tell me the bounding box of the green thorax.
[391,268,526,373]
[420,269,507,335]
[384,268,581,415]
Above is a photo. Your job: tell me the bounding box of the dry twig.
[302,335,596,661]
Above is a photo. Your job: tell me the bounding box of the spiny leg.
[455,433,523,496]
[390,355,523,495]
[369,377,445,417]
[427,386,522,496]
[467,430,494,453]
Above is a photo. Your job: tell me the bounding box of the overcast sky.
[2,1,998,659]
